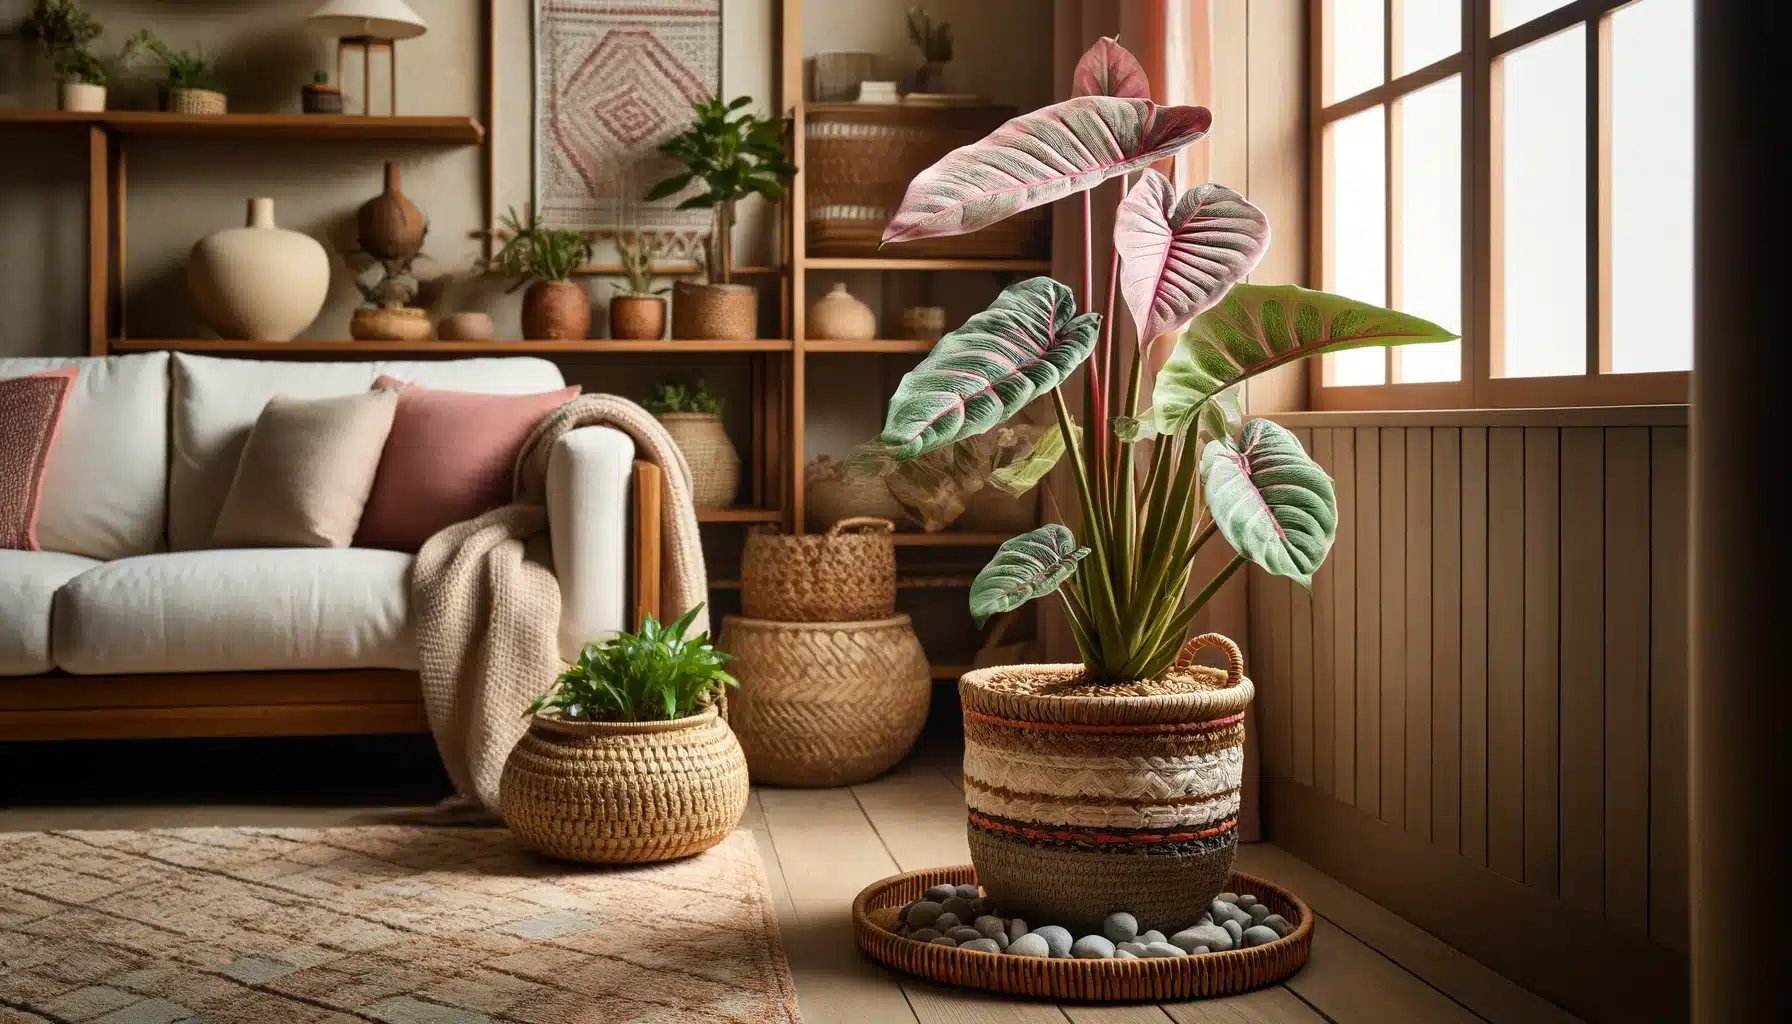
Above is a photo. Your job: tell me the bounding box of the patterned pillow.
[0,368,78,550]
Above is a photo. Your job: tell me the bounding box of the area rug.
[0,827,799,1023]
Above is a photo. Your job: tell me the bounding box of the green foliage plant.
[487,206,592,289]
[644,379,723,416]
[906,7,953,63]
[20,0,106,85]
[525,606,735,723]
[613,232,671,298]
[126,30,221,93]
[646,96,796,284]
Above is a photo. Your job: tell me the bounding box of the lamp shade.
[306,0,427,40]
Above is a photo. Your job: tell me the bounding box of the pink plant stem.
[1081,186,1108,486]
[1100,173,1126,487]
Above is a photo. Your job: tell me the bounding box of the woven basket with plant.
[645,379,740,509]
[127,30,226,114]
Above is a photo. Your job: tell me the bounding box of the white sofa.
[0,352,646,741]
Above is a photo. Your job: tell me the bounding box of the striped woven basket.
[958,634,1255,933]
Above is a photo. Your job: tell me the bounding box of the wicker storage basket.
[742,516,896,621]
[805,457,907,531]
[806,103,1049,259]
[167,88,226,115]
[719,614,931,786]
[658,412,741,509]
[959,635,1255,933]
[499,707,749,864]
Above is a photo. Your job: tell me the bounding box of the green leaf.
[969,525,1091,627]
[645,173,694,201]
[1148,284,1457,434]
[1197,386,1244,445]
[988,421,1075,497]
[853,277,1100,462]
[1199,419,1337,589]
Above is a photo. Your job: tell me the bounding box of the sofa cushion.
[0,353,170,560]
[0,550,101,675]
[52,548,417,674]
[169,353,567,550]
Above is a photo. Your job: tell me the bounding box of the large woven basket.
[854,866,1312,1001]
[719,614,931,786]
[959,635,1255,933]
[805,457,907,531]
[805,102,1049,259]
[742,516,896,622]
[658,412,741,509]
[498,707,749,864]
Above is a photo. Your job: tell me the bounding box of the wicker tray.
[853,865,1312,1002]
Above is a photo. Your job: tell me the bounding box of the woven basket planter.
[719,615,930,786]
[499,707,749,864]
[658,412,740,509]
[805,457,907,532]
[959,635,1255,933]
[167,88,227,115]
[742,517,895,622]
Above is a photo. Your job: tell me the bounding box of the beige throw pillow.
[211,390,398,549]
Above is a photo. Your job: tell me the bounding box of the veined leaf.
[970,524,1090,627]
[882,97,1212,245]
[989,420,1076,497]
[1072,36,1150,99]
[854,277,1099,462]
[1200,419,1337,589]
[1197,386,1244,446]
[1115,172,1270,345]
[1151,284,1458,433]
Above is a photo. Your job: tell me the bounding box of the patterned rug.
[0,827,799,1023]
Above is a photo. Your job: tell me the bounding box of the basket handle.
[828,516,896,536]
[1174,632,1246,687]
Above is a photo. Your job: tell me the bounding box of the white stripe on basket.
[961,743,1244,804]
[964,781,1242,831]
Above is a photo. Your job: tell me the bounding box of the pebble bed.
[892,886,1294,959]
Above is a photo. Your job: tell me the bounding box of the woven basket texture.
[720,614,930,786]
[671,281,756,340]
[658,412,740,509]
[498,707,749,864]
[854,865,1312,1001]
[805,470,907,532]
[169,88,226,115]
[742,517,895,622]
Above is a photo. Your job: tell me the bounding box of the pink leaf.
[1072,36,1152,99]
[1115,170,1271,345]
[882,97,1212,246]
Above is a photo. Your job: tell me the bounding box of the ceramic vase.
[809,282,876,340]
[609,296,667,340]
[188,198,329,342]
[671,281,756,340]
[59,83,106,112]
[436,311,494,341]
[523,280,591,340]
[356,162,426,262]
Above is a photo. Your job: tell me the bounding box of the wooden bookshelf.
[109,339,794,355]
[803,256,1052,273]
[695,507,785,523]
[0,110,484,143]
[890,533,1013,547]
[804,339,934,353]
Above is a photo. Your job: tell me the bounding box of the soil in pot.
[610,295,666,340]
[523,280,592,340]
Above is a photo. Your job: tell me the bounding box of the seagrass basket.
[719,614,931,786]
[805,456,907,531]
[498,707,749,864]
[657,412,741,509]
[742,516,896,622]
[167,88,227,115]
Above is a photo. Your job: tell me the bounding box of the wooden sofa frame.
[0,461,665,742]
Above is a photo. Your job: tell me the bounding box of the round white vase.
[59,83,107,112]
[188,198,330,342]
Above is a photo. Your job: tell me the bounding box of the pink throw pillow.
[354,376,581,552]
[0,368,78,551]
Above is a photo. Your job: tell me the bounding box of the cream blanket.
[411,395,710,812]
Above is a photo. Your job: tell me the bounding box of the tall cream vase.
[188,198,329,342]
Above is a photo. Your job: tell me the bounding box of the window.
[1312,0,1693,410]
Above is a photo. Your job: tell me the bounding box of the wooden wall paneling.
[1379,428,1407,828]
[1558,426,1606,917]
[1428,428,1462,855]
[1332,428,1358,804]
[1460,426,1489,866]
[1312,429,1338,796]
[1601,426,1651,933]
[1404,427,1433,841]
[1523,427,1561,895]
[1271,544,1295,781]
[1291,427,1317,788]
[1486,426,1525,880]
[1248,566,1281,781]
[1648,426,1689,948]
[1354,427,1382,818]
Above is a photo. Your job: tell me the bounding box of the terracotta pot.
[522,280,591,340]
[657,412,740,508]
[58,82,106,112]
[301,84,344,114]
[436,311,494,341]
[672,281,756,340]
[187,198,329,342]
[166,88,226,115]
[356,162,426,262]
[808,281,876,340]
[351,305,431,341]
[609,295,667,340]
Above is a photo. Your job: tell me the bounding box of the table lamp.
[305,0,428,115]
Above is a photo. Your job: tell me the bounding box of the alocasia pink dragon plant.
[854,37,1457,685]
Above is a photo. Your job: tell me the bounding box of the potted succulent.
[488,206,593,340]
[854,36,1456,933]
[648,96,796,340]
[301,69,342,114]
[500,607,748,864]
[20,0,108,112]
[905,6,954,93]
[645,379,739,509]
[608,231,670,340]
[128,30,225,115]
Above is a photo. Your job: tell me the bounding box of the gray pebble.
[906,901,943,928]
[1071,935,1116,959]
[1008,933,1051,957]
[928,936,958,947]
[1140,929,1167,945]
[974,915,1007,939]
[933,912,962,931]
[1031,925,1072,957]
[908,927,942,942]
[896,925,909,938]
[1143,941,1188,958]
[1007,918,1029,942]
[1173,923,1233,952]
[1218,892,1240,903]
[1211,900,1252,927]
[922,884,957,903]
[1187,945,1210,954]
[1116,941,1149,956]
[1115,949,1139,960]
[955,884,983,900]
[1261,914,1293,937]
[960,937,1002,954]
[946,926,984,943]
[1249,903,1272,923]
[941,896,976,921]
[1241,925,1280,948]
[969,898,993,917]
[991,930,1009,950]
[1223,919,1244,945]
[1235,894,1258,910]
[1197,912,1213,927]
[1101,912,1139,944]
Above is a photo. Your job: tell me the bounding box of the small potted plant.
[301,69,342,114]
[608,230,670,340]
[905,6,954,93]
[499,607,748,864]
[128,30,225,114]
[487,206,593,340]
[644,379,739,509]
[21,0,108,112]
[648,96,796,340]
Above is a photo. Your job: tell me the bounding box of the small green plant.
[126,30,221,92]
[646,96,796,284]
[310,69,331,87]
[525,606,735,723]
[644,379,723,416]
[906,7,953,62]
[613,232,670,298]
[21,0,106,85]
[487,206,592,289]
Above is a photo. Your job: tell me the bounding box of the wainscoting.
[1248,406,1690,1024]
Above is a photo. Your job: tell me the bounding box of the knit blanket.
[411,395,710,812]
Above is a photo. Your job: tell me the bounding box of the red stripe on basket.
[968,811,1238,845]
[963,708,1247,735]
